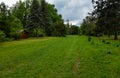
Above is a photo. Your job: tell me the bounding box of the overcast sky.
[0,0,92,26]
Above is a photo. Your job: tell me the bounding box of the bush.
[88,36,91,42]
[9,16,23,40]
[37,29,45,37]
[29,29,45,37]
[0,30,6,42]
[10,31,22,40]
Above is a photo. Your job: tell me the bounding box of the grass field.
[0,36,120,78]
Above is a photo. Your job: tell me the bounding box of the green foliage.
[9,16,23,40]
[0,19,11,37]
[92,0,120,39]
[78,29,83,36]
[40,0,53,36]
[0,2,11,37]
[0,2,23,40]
[53,22,67,37]
[0,30,6,42]
[0,0,66,41]
[46,3,63,23]
[36,29,45,37]
[80,16,96,36]
[30,28,45,37]
[11,0,32,28]
[27,0,43,37]
[70,25,79,35]
[27,0,64,37]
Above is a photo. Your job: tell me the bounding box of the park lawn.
[0,36,120,78]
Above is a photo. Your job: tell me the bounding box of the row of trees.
[80,0,120,40]
[66,21,79,35]
[27,0,67,37]
[0,2,23,41]
[0,0,68,42]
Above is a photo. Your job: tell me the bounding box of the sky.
[0,0,93,26]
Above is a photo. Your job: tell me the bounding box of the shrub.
[0,30,6,42]
[37,29,45,37]
[29,29,45,37]
[88,36,91,42]
[102,39,106,43]
[9,16,23,40]
[10,31,22,40]
[106,42,110,44]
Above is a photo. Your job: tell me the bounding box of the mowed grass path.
[0,36,120,78]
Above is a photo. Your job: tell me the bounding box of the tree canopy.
[80,0,120,40]
[0,0,67,41]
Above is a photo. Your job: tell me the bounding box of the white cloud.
[47,0,92,25]
[46,0,54,4]
[0,0,25,7]
[0,0,93,25]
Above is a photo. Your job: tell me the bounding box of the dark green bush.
[0,30,6,42]
[88,36,91,42]
[10,31,22,40]
[28,29,45,37]
[9,16,23,40]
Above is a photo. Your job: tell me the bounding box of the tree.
[46,3,66,36]
[53,21,67,37]
[80,16,96,36]
[9,15,23,39]
[72,25,79,35]
[40,0,53,36]
[0,2,11,37]
[92,0,120,40]
[0,2,23,40]
[27,0,41,37]
[0,0,67,40]
[11,0,32,28]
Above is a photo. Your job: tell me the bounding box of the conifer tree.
[40,0,53,36]
[27,0,41,37]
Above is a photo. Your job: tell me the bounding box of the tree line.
[0,0,80,42]
[0,0,76,42]
[80,0,120,40]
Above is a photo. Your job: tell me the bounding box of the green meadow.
[0,36,120,78]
